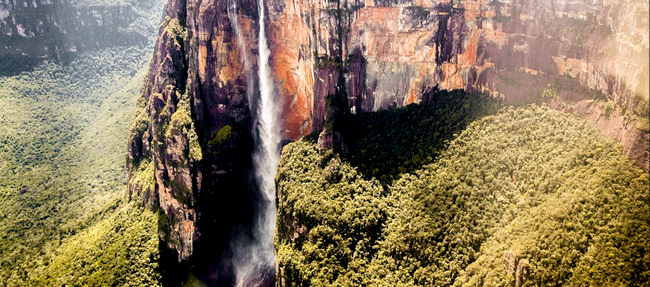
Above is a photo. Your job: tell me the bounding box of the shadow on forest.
[334,89,505,186]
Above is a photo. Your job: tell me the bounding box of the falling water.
[231,0,280,285]
[254,0,282,208]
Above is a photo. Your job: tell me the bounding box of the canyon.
[0,0,646,284]
[122,0,649,284]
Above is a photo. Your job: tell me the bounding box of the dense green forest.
[0,47,161,286]
[275,102,649,286]
[0,1,163,284]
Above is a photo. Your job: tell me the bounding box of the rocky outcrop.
[503,251,529,287]
[0,0,158,75]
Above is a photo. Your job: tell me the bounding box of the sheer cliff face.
[128,0,648,261]
[267,0,649,168]
[127,0,261,263]
[268,0,649,139]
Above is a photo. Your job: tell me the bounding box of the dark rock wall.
[127,0,266,283]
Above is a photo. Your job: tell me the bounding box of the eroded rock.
[503,251,529,287]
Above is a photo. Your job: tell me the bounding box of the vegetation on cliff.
[275,100,649,286]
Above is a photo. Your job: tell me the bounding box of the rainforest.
[0,0,648,286]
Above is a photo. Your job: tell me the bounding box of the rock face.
[266,0,648,145]
[263,0,649,173]
[127,0,649,281]
[0,0,156,74]
[127,0,264,283]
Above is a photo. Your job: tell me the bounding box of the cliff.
[266,0,649,167]
[126,0,264,283]
[0,0,161,75]
[127,0,649,279]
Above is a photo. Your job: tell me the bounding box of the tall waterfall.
[230,0,280,285]
[252,0,281,273]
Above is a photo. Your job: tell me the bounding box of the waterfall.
[230,0,280,285]
[252,0,281,272]
[254,0,281,206]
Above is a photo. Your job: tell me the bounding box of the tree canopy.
[275,101,649,286]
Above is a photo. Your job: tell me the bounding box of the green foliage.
[129,96,151,152]
[30,202,160,286]
[166,91,202,162]
[276,103,649,286]
[373,105,648,286]
[162,17,189,50]
[539,85,559,100]
[601,100,616,117]
[128,158,156,202]
[275,141,397,286]
[0,43,161,285]
[458,165,649,287]
[633,96,649,131]
[208,125,233,146]
[634,95,649,117]
[636,117,650,132]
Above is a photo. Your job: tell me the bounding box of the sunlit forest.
[0,47,161,286]
[0,1,163,285]
[275,101,649,286]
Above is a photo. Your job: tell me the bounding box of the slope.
[0,2,163,283]
[275,100,649,286]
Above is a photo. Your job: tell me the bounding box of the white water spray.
[254,0,281,205]
[232,0,281,285]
